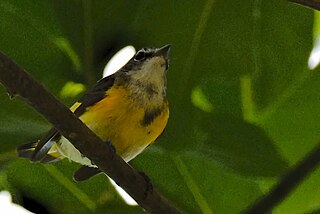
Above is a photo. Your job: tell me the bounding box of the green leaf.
[4,159,143,213]
[133,151,262,214]
[306,208,320,214]
[195,113,288,177]
[252,1,313,110]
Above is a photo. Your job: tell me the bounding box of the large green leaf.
[132,151,262,214]
[194,113,288,177]
[4,159,142,213]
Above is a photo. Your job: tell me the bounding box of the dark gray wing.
[17,128,61,162]
[74,76,115,116]
[19,75,115,162]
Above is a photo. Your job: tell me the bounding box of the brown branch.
[242,143,320,213]
[0,51,180,213]
[289,0,320,10]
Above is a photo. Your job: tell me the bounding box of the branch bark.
[0,51,180,213]
[242,143,320,213]
[289,0,320,10]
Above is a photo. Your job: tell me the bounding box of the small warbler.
[17,44,171,181]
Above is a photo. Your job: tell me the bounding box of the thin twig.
[0,51,180,214]
[289,0,320,10]
[242,143,320,213]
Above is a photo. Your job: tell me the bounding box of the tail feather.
[40,154,62,164]
[17,142,37,159]
[18,128,63,163]
[31,128,60,161]
[32,139,55,161]
[17,139,63,164]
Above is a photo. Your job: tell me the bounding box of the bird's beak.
[154,44,171,60]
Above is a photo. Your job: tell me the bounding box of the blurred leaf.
[133,151,262,214]
[306,209,320,214]
[60,81,86,99]
[252,0,313,110]
[256,69,320,213]
[4,159,143,213]
[195,113,288,177]
[191,86,214,113]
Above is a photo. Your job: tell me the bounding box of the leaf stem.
[178,0,215,101]
[172,155,213,214]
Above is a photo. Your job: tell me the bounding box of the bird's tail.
[17,132,63,164]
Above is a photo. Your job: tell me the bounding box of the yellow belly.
[65,86,169,162]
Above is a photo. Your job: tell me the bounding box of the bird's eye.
[134,50,146,61]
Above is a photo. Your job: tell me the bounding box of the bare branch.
[0,51,180,214]
[289,0,320,10]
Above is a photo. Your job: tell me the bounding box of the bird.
[17,44,171,181]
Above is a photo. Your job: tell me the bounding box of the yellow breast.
[72,85,169,162]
